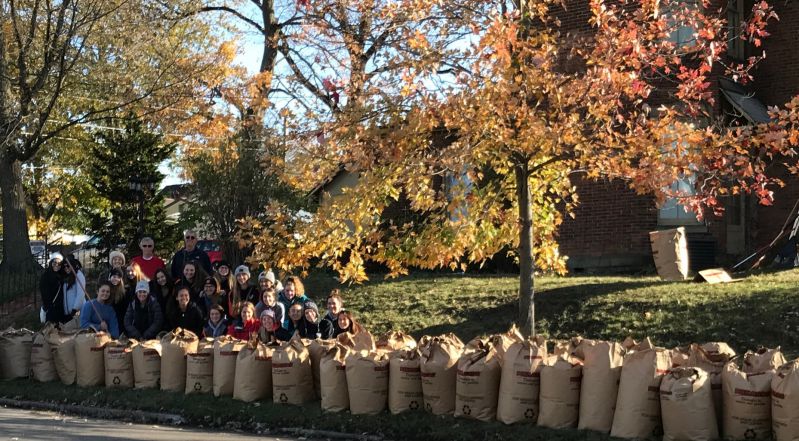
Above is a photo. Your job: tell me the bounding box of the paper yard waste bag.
[31,325,57,382]
[745,346,787,373]
[74,329,111,387]
[496,337,547,424]
[537,354,583,429]
[305,338,336,399]
[185,338,214,394]
[419,333,464,415]
[649,227,690,281]
[670,346,690,368]
[488,325,525,366]
[389,348,423,414]
[233,341,273,402]
[660,367,718,441]
[722,357,775,441]
[0,328,34,380]
[337,330,376,352]
[46,328,78,385]
[131,339,162,389]
[610,346,672,439]
[104,339,134,388]
[454,338,502,422]
[272,335,314,405]
[213,335,246,397]
[320,345,349,412]
[376,331,417,352]
[687,342,736,423]
[160,328,199,392]
[772,359,799,441]
[346,350,390,415]
[578,340,624,432]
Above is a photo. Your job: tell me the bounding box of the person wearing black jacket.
[40,256,66,323]
[124,281,164,340]
[285,302,319,339]
[167,287,205,336]
[319,290,344,339]
[169,229,211,278]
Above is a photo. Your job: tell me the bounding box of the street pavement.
[0,407,301,441]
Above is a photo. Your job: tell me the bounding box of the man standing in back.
[170,229,212,278]
[130,237,166,281]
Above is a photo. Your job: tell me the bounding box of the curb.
[0,397,387,441]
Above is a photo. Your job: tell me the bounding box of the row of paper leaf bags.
[2,324,799,441]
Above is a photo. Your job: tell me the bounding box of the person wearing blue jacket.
[277,276,309,328]
[80,282,120,338]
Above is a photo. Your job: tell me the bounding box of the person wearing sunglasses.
[131,236,165,281]
[169,229,212,279]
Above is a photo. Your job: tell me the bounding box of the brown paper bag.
[577,340,624,432]
[537,355,583,429]
[388,348,423,414]
[213,336,246,397]
[345,350,390,415]
[772,359,799,441]
[0,328,34,380]
[74,329,111,387]
[496,337,547,424]
[376,331,417,352]
[305,338,337,399]
[104,339,134,388]
[419,333,464,415]
[454,338,501,422]
[744,347,787,373]
[660,367,718,441]
[185,338,215,394]
[722,358,775,440]
[46,328,78,385]
[272,335,314,405]
[337,330,376,352]
[687,342,736,424]
[31,325,57,382]
[610,347,672,439]
[320,345,349,412]
[488,325,524,366]
[130,339,162,389]
[160,328,199,392]
[233,341,273,402]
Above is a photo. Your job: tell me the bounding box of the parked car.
[197,239,223,265]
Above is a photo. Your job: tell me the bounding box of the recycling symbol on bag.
[462,405,471,416]
[194,382,202,391]
[409,401,419,410]
[744,429,757,440]
[279,393,288,403]
[113,376,121,385]
[524,408,535,419]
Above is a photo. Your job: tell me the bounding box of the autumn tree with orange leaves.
[240,0,797,336]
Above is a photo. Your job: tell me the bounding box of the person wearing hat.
[259,309,290,344]
[229,265,258,318]
[97,250,127,286]
[169,229,212,279]
[39,254,66,323]
[108,268,131,327]
[124,280,164,340]
[257,269,284,294]
[285,301,319,339]
[214,260,234,296]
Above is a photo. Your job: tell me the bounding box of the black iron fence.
[0,271,40,328]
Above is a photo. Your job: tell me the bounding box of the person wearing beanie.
[39,255,66,323]
[258,269,284,293]
[258,309,289,344]
[285,301,319,339]
[229,265,258,318]
[214,260,234,296]
[97,250,126,287]
[124,280,164,340]
[108,268,130,328]
[255,287,285,327]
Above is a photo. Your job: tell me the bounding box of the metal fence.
[0,271,39,328]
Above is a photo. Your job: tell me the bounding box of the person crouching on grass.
[80,282,120,338]
[124,281,164,340]
[259,309,289,344]
[168,287,205,337]
[204,304,228,338]
[227,301,259,340]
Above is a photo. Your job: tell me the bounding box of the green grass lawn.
[1,269,797,440]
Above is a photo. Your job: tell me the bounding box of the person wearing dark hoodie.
[124,281,164,340]
[319,289,344,339]
[40,254,66,323]
[204,304,228,338]
[167,287,205,336]
[149,268,174,323]
[277,276,310,328]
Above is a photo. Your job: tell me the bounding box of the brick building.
[558,0,799,272]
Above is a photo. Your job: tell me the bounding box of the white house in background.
[161,183,192,225]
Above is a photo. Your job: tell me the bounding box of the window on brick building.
[727,0,752,61]
[665,1,700,48]
[658,174,703,226]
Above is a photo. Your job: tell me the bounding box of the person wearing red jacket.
[227,301,259,340]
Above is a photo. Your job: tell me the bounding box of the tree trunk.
[514,160,535,337]
[0,157,37,274]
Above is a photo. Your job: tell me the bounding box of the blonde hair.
[240,301,256,318]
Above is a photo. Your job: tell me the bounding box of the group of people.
[39,230,365,344]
